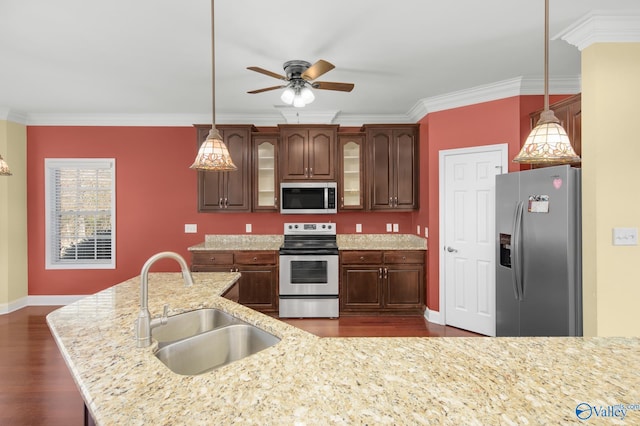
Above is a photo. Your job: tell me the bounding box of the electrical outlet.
[245,224,252,233]
[613,227,637,246]
[386,223,392,232]
[184,224,197,234]
[393,223,399,233]
[356,224,362,233]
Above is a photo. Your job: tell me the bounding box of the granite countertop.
[188,234,426,252]
[47,273,640,425]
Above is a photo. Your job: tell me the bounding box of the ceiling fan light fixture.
[300,86,315,104]
[292,91,306,108]
[281,86,295,104]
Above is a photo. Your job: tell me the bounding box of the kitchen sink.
[152,308,239,348]
[155,324,281,375]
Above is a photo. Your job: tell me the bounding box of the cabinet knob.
[210,257,215,261]
[379,267,383,278]
[402,256,406,261]
[359,256,365,261]
[252,256,258,261]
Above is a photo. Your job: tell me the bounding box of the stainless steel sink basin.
[152,308,238,347]
[155,324,281,375]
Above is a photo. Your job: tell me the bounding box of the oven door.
[279,254,339,295]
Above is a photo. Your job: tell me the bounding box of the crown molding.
[555,11,640,51]
[15,75,582,127]
[0,108,28,124]
[408,76,581,121]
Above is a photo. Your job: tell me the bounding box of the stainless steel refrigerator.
[496,165,582,336]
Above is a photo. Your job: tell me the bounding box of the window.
[45,159,115,269]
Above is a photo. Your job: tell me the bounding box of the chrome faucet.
[135,251,195,348]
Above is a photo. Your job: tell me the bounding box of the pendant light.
[0,154,12,176]
[190,0,237,172]
[513,0,580,165]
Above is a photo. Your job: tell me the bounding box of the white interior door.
[440,144,506,336]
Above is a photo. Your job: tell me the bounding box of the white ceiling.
[1,0,639,126]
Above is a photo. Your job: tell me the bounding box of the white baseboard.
[0,296,29,314]
[0,295,87,315]
[424,308,444,325]
[28,295,85,306]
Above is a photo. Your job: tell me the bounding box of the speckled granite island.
[48,273,640,425]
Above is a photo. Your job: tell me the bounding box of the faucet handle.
[161,304,169,325]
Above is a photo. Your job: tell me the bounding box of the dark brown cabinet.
[195,124,256,212]
[364,124,419,211]
[340,250,425,315]
[530,93,581,167]
[191,250,278,313]
[279,124,338,180]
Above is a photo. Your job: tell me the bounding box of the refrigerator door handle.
[512,201,525,301]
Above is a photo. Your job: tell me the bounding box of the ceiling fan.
[247,59,354,107]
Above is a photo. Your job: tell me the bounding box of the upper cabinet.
[252,132,279,212]
[279,125,338,181]
[364,124,419,211]
[338,133,365,210]
[194,124,256,212]
[530,93,581,167]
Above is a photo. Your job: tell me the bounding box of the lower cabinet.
[340,250,425,315]
[191,250,278,313]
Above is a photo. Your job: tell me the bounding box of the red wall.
[413,94,571,312]
[26,126,414,295]
[26,95,571,297]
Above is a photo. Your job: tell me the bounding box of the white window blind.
[45,159,116,269]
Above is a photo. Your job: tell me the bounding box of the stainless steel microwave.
[280,182,337,214]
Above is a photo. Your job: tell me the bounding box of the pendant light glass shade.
[190,129,237,171]
[191,0,237,172]
[513,0,580,165]
[0,155,12,176]
[513,110,581,164]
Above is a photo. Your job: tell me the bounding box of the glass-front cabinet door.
[338,133,365,210]
[252,133,279,211]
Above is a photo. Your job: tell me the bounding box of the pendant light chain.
[211,0,216,129]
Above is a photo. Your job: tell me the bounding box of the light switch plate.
[356,224,362,233]
[245,224,252,233]
[184,224,197,234]
[613,227,638,246]
[393,223,399,232]
[386,223,392,232]
[425,227,429,238]
[417,225,421,235]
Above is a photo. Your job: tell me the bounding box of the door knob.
[446,246,458,253]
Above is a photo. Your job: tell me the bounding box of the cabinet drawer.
[383,251,424,264]
[234,251,277,265]
[341,251,383,264]
[191,252,234,266]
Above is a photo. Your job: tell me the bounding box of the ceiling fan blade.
[301,59,335,81]
[247,66,287,81]
[247,85,286,94]
[312,81,355,92]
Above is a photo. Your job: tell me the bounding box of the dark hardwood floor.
[0,306,478,425]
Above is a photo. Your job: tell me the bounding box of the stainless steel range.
[279,222,339,318]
